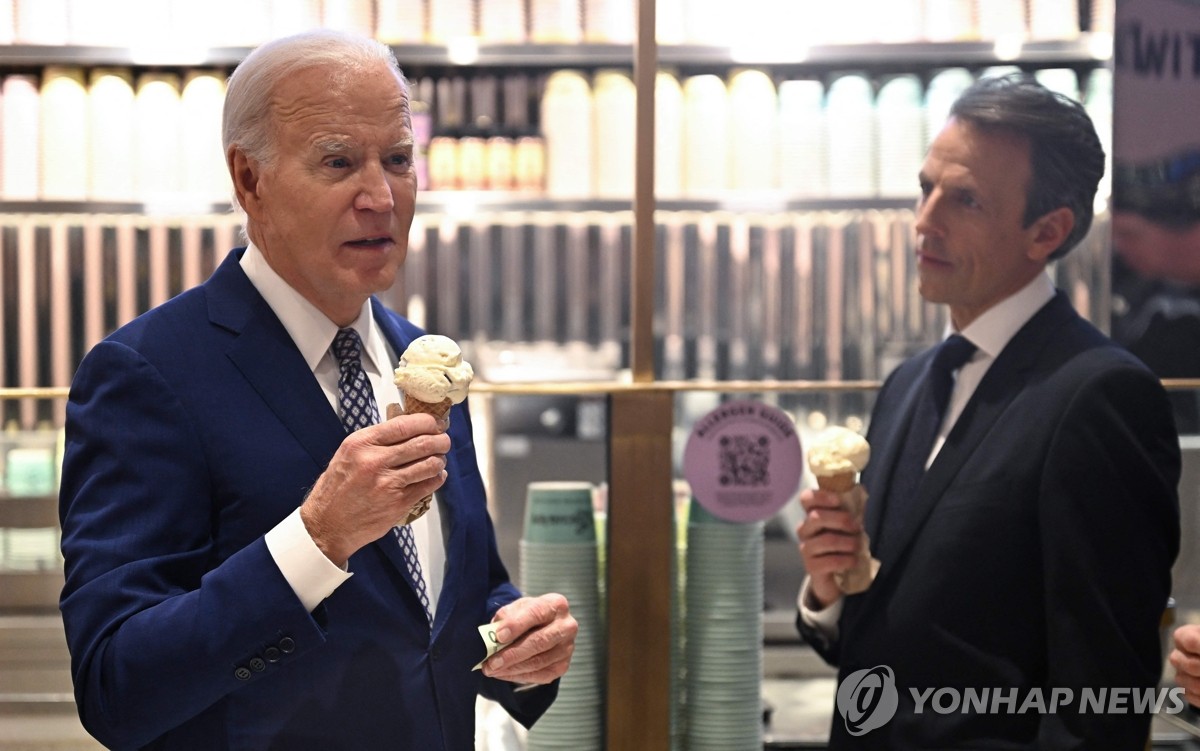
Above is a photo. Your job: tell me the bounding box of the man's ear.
[1028,206,1074,263]
[228,147,262,217]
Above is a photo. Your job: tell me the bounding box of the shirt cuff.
[265,507,353,613]
[798,575,842,642]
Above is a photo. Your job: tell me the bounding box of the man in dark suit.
[58,30,577,750]
[796,73,1181,749]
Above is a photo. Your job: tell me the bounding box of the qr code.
[718,434,770,487]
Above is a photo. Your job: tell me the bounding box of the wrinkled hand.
[482,593,577,687]
[301,413,450,566]
[796,487,863,609]
[1170,624,1200,707]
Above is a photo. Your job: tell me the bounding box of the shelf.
[660,34,1113,68]
[0,43,639,69]
[0,35,1112,70]
[0,196,917,216]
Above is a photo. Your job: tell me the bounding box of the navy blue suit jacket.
[799,292,1181,749]
[59,249,556,750]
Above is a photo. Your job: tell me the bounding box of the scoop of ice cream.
[807,426,870,477]
[393,334,474,404]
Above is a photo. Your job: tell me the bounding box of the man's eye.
[388,153,412,169]
[327,157,351,169]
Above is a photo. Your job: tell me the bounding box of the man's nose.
[914,192,941,237]
[354,163,395,212]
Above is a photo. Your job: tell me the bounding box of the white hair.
[222,29,409,168]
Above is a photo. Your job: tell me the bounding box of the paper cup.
[523,481,597,543]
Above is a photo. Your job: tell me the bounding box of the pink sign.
[682,399,804,523]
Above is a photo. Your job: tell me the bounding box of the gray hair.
[222,29,409,168]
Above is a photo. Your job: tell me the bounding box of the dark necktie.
[332,328,433,625]
[880,334,977,546]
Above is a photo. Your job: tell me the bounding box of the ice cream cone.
[807,426,878,595]
[385,396,453,525]
[389,334,474,526]
[816,472,857,494]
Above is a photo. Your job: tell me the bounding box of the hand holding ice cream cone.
[807,426,880,594]
[390,334,474,525]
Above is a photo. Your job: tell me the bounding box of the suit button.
[264,647,281,663]
[234,666,252,681]
[278,637,296,654]
[249,657,266,672]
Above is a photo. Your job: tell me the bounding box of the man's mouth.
[345,236,393,248]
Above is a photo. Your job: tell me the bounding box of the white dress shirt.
[799,272,1056,636]
[242,243,446,614]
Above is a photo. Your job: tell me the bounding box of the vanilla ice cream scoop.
[393,334,474,405]
[807,426,870,482]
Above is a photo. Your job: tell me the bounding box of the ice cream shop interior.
[5,0,1200,748]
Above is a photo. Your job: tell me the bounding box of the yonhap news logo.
[836,666,900,736]
[835,665,1189,737]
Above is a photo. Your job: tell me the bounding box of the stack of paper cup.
[530,0,582,43]
[925,68,975,148]
[1035,68,1080,101]
[729,69,778,192]
[520,481,604,751]
[923,0,976,41]
[978,0,1027,40]
[134,73,183,201]
[88,69,135,201]
[479,0,526,42]
[322,0,374,37]
[876,74,925,198]
[541,71,594,198]
[682,75,729,196]
[2,75,40,200]
[684,499,764,750]
[778,79,828,198]
[180,71,229,204]
[826,73,877,197]
[1029,0,1080,39]
[656,72,685,199]
[40,66,88,200]
[593,70,636,199]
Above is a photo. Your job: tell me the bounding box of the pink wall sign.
[682,399,804,523]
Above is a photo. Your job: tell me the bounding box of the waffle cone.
[816,472,857,493]
[385,395,454,525]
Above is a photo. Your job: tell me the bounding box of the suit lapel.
[864,362,929,543]
[869,293,1074,581]
[208,250,345,469]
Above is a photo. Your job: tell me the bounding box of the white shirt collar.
[239,242,390,375]
[952,272,1056,358]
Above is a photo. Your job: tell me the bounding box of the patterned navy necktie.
[331,328,432,625]
[880,334,977,547]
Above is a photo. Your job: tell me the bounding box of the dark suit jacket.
[799,292,1181,749]
[59,248,556,750]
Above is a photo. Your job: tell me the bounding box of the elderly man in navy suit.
[59,30,576,750]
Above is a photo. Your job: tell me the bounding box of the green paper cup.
[523,481,597,543]
[688,496,730,525]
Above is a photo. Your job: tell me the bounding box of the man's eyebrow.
[313,138,351,154]
[311,138,415,152]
